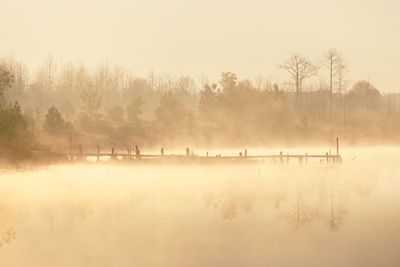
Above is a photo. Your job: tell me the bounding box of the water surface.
[0,147,399,266]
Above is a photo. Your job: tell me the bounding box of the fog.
[1,53,400,156]
[0,147,399,266]
[1,1,400,266]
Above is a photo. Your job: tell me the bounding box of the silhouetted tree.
[45,106,65,133]
[126,97,143,123]
[0,66,14,103]
[60,100,75,118]
[198,84,218,118]
[80,83,102,114]
[107,105,124,123]
[219,72,237,93]
[322,49,344,98]
[155,93,190,125]
[1,57,29,104]
[322,49,347,119]
[347,80,381,111]
[280,55,318,104]
[0,102,29,148]
[127,78,149,98]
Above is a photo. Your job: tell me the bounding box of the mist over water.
[0,147,399,267]
[1,0,399,265]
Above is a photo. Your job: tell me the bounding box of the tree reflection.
[200,169,353,231]
[0,226,16,248]
[0,200,19,248]
[39,199,95,232]
[286,181,319,229]
[202,191,254,219]
[326,172,347,231]
[349,168,380,197]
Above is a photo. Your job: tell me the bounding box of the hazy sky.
[1,0,399,92]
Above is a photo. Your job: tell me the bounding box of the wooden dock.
[63,138,343,165]
[0,138,343,165]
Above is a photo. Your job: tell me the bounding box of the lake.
[0,147,399,266]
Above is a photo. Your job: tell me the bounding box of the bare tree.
[279,55,318,104]
[80,82,102,114]
[322,49,346,99]
[1,56,29,102]
[335,59,347,96]
[322,50,348,122]
[0,66,14,102]
[148,69,154,91]
[199,72,208,91]
[75,63,89,93]
[254,74,263,91]
[45,52,57,91]
[318,78,328,120]
[95,62,111,95]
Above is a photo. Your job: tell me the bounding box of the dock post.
[79,144,82,159]
[326,152,329,165]
[336,137,339,156]
[161,147,164,156]
[127,147,130,160]
[135,145,141,160]
[245,149,247,157]
[69,136,72,160]
[280,152,283,164]
[186,147,190,156]
[111,147,115,159]
[97,145,100,162]
[329,150,332,164]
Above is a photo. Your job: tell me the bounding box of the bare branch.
[279,54,318,96]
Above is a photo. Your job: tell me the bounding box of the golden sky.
[1,0,399,92]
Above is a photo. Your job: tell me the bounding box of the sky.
[1,0,399,92]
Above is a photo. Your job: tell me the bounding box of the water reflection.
[39,200,95,232]
[203,191,253,219]
[285,180,319,229]
[0,165,381,244]
[0,227,16,247]
[325,173,347,231]
[199,166,381,233]
[0,161,398,267]
[0,198,20,247]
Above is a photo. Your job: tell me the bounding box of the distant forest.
[1,49,399,153]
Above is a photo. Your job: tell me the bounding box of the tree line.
[0,49,399,153]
